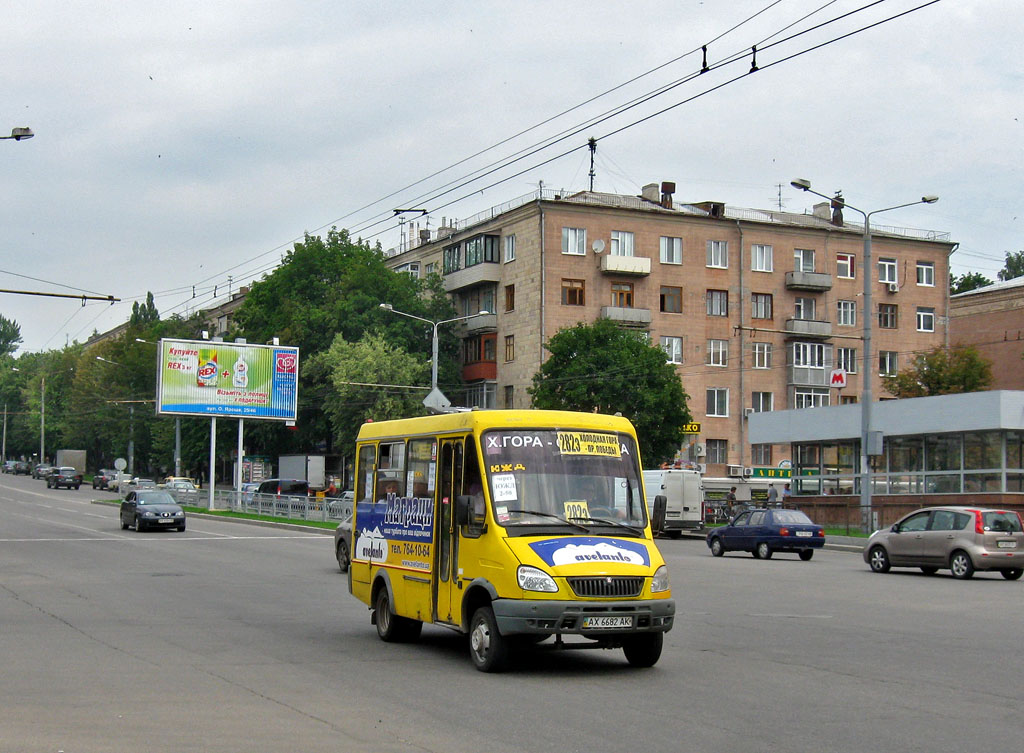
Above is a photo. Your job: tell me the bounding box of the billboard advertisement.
[156,338,299,421]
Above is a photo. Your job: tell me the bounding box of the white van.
[643,469,704,537]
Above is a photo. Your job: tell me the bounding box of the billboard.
[156,338,299,421]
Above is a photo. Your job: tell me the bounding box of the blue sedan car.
[707,508,825,560]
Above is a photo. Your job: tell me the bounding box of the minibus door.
[435,439,463,625]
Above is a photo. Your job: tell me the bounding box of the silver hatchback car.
[864,506,1024,580]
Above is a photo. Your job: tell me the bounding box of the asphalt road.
[2,473,1022,753]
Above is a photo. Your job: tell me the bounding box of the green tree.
[528,318,691,465]
[0,314,22,357]
[998,250,1024,282]
[130,292,159,325]
[885,344,993,398]
[950,271,993,294]
[235,227,457,458]
[311,331,430,454]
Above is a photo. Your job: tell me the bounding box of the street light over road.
[96,356,135,475]
[790,179,937,531]
[379,303,491,412]
[1,127,33,141]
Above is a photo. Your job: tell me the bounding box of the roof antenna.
[588,137,597,192]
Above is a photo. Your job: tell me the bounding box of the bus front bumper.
[492,598,675,637]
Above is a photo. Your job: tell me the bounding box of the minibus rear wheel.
[469,606,508,672]
[623,632,663,668]
[375,588,422,642]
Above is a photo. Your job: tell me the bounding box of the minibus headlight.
[517,565,558,593]
[650,565,670,593]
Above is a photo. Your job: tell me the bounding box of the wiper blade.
[504,508,588,532]
[568,516,644,535]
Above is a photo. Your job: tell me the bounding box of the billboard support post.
[236,419,244,492]
[208,417,216,510]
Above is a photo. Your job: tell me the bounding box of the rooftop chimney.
[641,183,660,203]
[660,181,676,209]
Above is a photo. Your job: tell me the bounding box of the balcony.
[785,271,833,291]
[444,262,501,293]
[784,318,832,339]
[454,313,497,335]
[463,360,497,381]
[788,365,831,387]
[600,255,651,276]
[601,306,651,327]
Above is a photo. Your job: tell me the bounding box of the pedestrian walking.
[767,483,779,506]
[782,483,792,506]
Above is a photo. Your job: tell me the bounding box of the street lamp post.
[791,179,938,531]
[96,356,134,475]
[11,367,45,464]
[379,303,491,411]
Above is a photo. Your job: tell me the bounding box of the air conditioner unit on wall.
[692,443,706,457]
[887,282,899,293]
[727,464,744,477]
[743,408,755,418]
[743,467,754,477]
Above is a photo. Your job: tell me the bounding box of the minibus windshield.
[481,428,646,535]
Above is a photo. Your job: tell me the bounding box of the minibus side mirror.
[651,495,667,534]
[455,495,471,526]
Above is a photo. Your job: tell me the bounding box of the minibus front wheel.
[622,632,664,668]
[469,606,508,673]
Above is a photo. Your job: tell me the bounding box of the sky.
[2,0,1021,354]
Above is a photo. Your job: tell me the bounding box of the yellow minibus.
[347,409,675,671]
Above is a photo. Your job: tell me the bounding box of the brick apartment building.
[386,183,954,474]
[950,276,1024,390]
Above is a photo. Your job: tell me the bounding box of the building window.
[706,439,728,464]
[917,306,935,332]
[878,257,897,284]
[504,234,516,263]
[793,342,827,368]
[505,284,515,312]
[610,230,635,256]
[837,347,857,373]
[794,388,830,409]
[751,293,773,320]
[661,336,683,364]
[794,296,816,320]
[660,286,682,313]
[561,278,585,306]
[706,388,729,417]
[840,395,858,405]
[484,337,496,361]
[464,235,499,266]
[751,244,773,272]
[503,385,513,408]
[424,262,436,275]
[880,350,898,376]
[706,240,728,269]
[611,282,634,307]
[660,236,682,264]
[753,342,772,369]
[443,243,461,274]
[917,261,934,286]
[707,339,728,366]
[752,391,773,412]
[878,303,898,329]
[794,248,815,273]
[706,289,728,316]
[751,444,772,465]
[504,335,515,362]
[562,227,586,255]
[837,300,857,326]
[836,253,855,279]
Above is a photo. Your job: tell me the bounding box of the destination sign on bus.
[556,431,621,457]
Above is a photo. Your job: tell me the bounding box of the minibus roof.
[356,409,636,442]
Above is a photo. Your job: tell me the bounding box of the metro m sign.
[829,368,848,388]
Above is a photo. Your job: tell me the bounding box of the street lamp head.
[790,178,811,191]
[379,303,394,311]
[3,127,33,141]
[922,195,939,204]
[477,310,490,316]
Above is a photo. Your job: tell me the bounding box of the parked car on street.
[254,478,312,515]
[31,463,52,479]
[707,508,825,560]
[240,482,260,505]
[163,475,199,489]
[47,466,83,490]
[14,460,32,475]
[2,460,16,474]
[333,515,352,573]
[864,506,1024,580]
[120,490,186,532]
[92,469,118,489]
[165,479,198,494]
